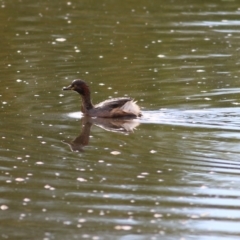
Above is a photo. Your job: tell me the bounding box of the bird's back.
[88,97,141,118]
[95,97,132,109]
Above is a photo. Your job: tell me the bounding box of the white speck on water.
[2,102,7,105]
[35,162,44,165]
[63,221,72,225]
[0,205,8,210]
[99,211,105,216]
[99,56,103,58]
[150,150,157,153]
[115,225,132,230]
[204,97,211,101]
[23,198,31,202]
[44,185,55,190]
[75,49,80,53]
[56,38,66,42]
[157,54,165,58]
[197,69,205,72]
[19,213,26,219]
[190,215,200,219]
[99,83,105,86]
[77,177,87,182]
[15,178,25,182]
[78,218,86,223]
[111,151,121,155]
[16,79,22,83]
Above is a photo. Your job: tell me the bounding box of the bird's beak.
[62,85,73,90]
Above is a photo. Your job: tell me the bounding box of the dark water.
[1,0,240,239]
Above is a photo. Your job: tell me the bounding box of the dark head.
[63,79,90,95]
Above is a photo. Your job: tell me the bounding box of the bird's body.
[63,79,142,118]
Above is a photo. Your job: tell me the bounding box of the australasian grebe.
[63,79,141,118]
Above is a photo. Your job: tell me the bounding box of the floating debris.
[0,205,8,210]
[15,178,25,182]
[77,177,87,182]
[114,225,132,230]
[56,38,66,42]
[111,151,121,155]
[150,150,157,154]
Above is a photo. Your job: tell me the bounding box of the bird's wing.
[94,97,132,109]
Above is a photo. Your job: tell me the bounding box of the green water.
[1,1,240,239]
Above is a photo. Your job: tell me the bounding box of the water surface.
[1,0,240,239]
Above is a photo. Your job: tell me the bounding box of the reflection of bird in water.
[62,119,92,152]
[63,79,142,118]
[91,117,140,133]
[62,117,140,152]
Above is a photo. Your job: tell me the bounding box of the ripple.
[140,107,240,131]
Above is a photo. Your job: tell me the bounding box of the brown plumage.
[63,79,142,118]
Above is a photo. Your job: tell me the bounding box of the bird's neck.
[79,92,94,112]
